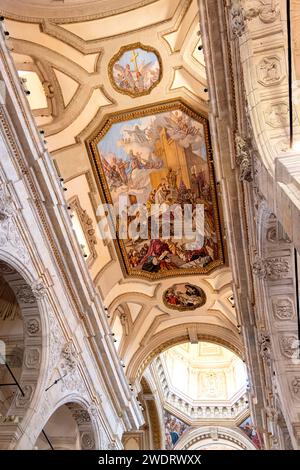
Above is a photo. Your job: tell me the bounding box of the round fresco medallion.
[163,283,206,311]
[108,42,162,98]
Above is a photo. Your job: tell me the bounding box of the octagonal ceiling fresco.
[88,100,224,279]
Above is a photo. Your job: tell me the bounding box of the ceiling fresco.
[88,100,224,279]
[108,43,162,98]
[1,0,237,406]
[163,283,206,311]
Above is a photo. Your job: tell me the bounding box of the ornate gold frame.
[163,283,207,311]
[108,42,163,98]
[87,99,225,280]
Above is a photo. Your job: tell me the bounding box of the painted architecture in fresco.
[109,43,162,97]
[163,283,206,311]
[89,101,223,279]
[164,411,189,450]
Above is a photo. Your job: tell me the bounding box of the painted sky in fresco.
[117,48,159,72]
[94,107,221,277]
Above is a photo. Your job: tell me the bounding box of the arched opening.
[34,403,96,450]
[127,324,243,382]
[0,274,23,416]
[174,426,257,451]
[0,260,43,449]
[139,377,163,450]
[140,340,259,450]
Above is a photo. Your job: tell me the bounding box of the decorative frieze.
[16,384,34,408]
[60,342,85,394]
[252,257,290,280]
[24,348,41,369]
[264,102,291,128]
[272,297,295,321]
[279,335,299,359]
[0,214,30,264]
[26,318,40,335]
[0,181,13,220]
[230,1,246,38]
[72,409,91,425]
[16,282,46,304]
[230,1,279,38]
[61,342,77,371]
[291,377,300,395]
[31,281,47,300]
[235,134,253,182]
[15,285,36,304]
[0,415,21,424]
[0,178,30,263]
[258,331,271,364]
[257,56,283,87]
[81,432,95,450]
[48,309,63,368]
[254,1,279,24]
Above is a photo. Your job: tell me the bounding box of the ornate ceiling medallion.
[87,100,224,280]
[108,43,162,98]
[163,283,206,311]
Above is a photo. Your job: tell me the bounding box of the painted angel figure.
[113,63,135,91]
[113,50,156,93]
[136,60,156,90]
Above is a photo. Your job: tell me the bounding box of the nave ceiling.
[0,1,161,21]
[0,0,239,380]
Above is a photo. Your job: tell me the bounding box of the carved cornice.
[230,0,280,39]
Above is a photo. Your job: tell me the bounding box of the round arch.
[0,257,47,448]
[34,399,98,450]
[174,426,257,451]
[140,377,163,450]
[127,322,243,381]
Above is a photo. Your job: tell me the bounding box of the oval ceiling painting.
[163,283,206,311]
[108,43,162,98]
[88,100,224,280]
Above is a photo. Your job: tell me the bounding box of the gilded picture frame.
[87,99,225,280]
[163,283,207,311]
[108,42,163,98]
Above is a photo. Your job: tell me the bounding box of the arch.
[127,322,243,381]
[140,377,163,450]
[34,400,97,450]
[0,258,46,449]
[174,426,257,451]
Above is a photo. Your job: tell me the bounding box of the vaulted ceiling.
[0,1,160,20]
[0,0,241,377]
